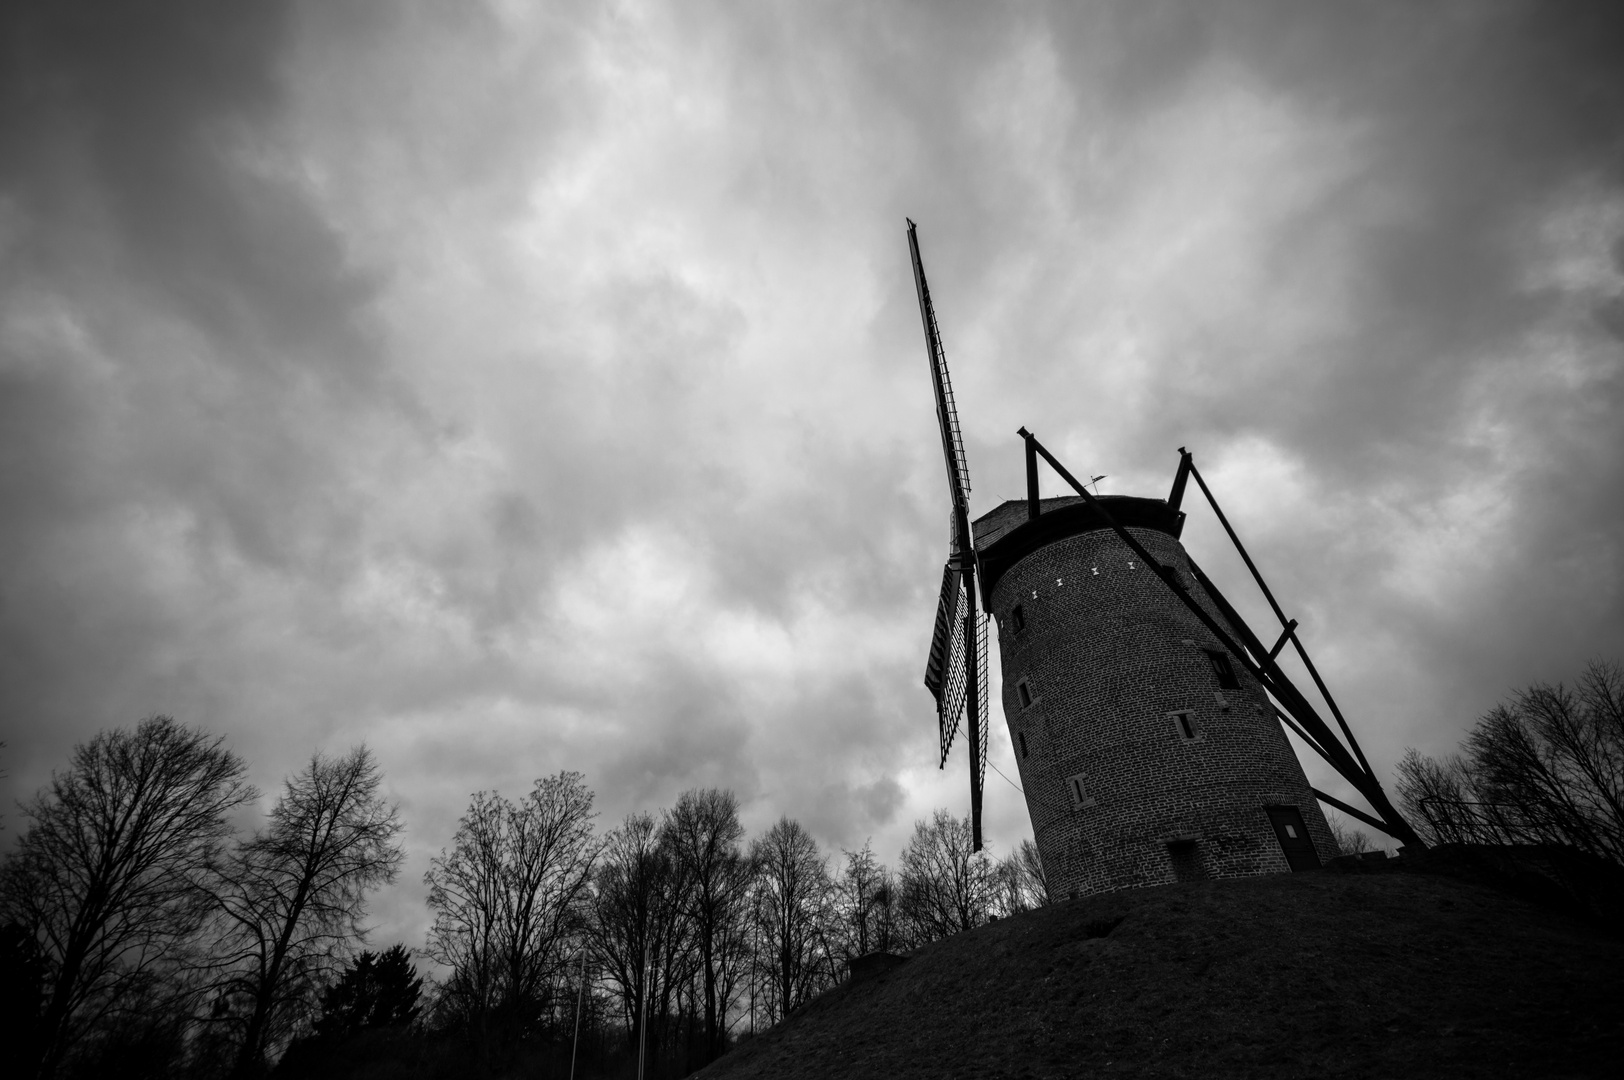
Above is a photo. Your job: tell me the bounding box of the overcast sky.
[4,0,1623,949]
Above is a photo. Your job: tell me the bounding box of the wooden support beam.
[1020,431,1189,599]
[1268,619,1299,661]
[1183,557,1370,787]
[1025,433,1040,521]
[1014,430,1432,847]
[1167,447,1192,512]
[1183,556,1423,848]
[1185,459,1376,780]
[1312,787,1398,839]
[1015,429,1424,849]
[1270,702,1337,771]
[1184,560,1378,784]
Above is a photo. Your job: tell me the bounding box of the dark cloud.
[2,0,1622,951]
[2,1,374,366]
[893,1,1624,765]
[0,0,415,773]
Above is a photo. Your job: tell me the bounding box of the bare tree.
[1468,661,1624,860]
[1013,838,1049,907]
[423,790,502,1044]
[1396,750,1485,844]
[830,841,897,961]
[990,838,1048,917]
[1327,814,1375,856]
[896,810,993,944]
[212,746,403,1076]
[750,818,833,1024]
[1398,660,1624,862]
[0,716,254,1078]
[424,772,598,1059]
[588,812,694,1061]
[662,788,751,1064]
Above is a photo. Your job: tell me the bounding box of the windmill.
[903,219,1424,896]
[908,219,989,851]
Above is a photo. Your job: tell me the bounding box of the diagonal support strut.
[1015,427,1423,848]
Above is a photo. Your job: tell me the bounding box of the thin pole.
[569,943,587,1080]
[637,935,649,1080]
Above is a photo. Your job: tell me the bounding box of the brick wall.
[991,523,1338,898]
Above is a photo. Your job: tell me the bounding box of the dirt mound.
[695,867,1623,1079]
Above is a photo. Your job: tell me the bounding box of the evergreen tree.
[369,945,423,1029]
[315,945,422,1038]
[0,922,48,1074]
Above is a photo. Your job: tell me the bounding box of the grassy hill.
[695,858,1624,1080]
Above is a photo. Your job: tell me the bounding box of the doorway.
[1264,805,1321,871]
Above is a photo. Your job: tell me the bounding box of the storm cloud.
[3,0,1622,949]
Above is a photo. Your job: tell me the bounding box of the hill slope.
[696,866,1623,1079]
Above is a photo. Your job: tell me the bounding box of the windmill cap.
[971,495,1183,601]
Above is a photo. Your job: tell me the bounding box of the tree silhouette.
[831,841,897,961]
[212,746,403,1077]
[1398,659,1624,861]
[588,812,693,1060]
[425,772,598,1060]
[0,717,254,1079]
[663,788,752,1065]
[896,810,994,944]
[314,944,422,1039]
[991,839,1049,916]
[750,817,833,1024]
[0,921,48,1073]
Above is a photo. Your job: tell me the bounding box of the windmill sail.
[924,560,966,754]
[908,219,988,850]
[909,227,972,520]
[926,560,968,765]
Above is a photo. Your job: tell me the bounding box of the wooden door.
[1264,805,1321,871]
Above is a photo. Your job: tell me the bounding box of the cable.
[988,760,1024,795]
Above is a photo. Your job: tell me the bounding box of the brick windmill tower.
[907,221,1423,899]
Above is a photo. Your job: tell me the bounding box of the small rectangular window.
[1010,604,1026,633]
[1017,681,1033,708]
[1169,710,1199,741]
[1205,649,1241,689]
[1017,731,1029,758]
[1066,774,1093,808]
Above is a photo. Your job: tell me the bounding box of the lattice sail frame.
[928,574,989,796]
[910,217,990,849]
[927,309,971,507]
[930,569,968,765]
